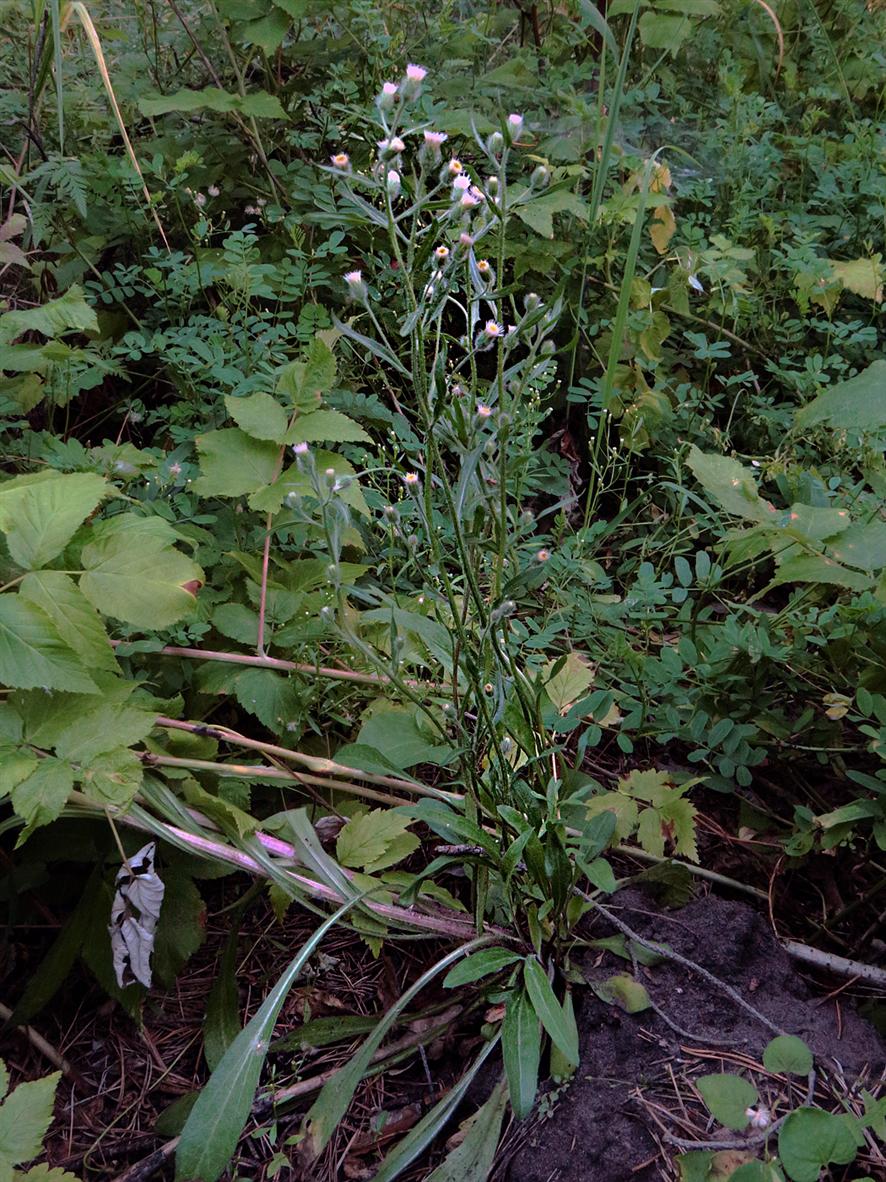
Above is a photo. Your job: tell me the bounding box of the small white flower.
[476,259,491,276]
[330,152,350,170]
[194,192,206,207]
[434,245,450,262]
[460,191,480,209]
[459,232,474,247]
[448,158,464,175]
[293,442,310,456]
[207,184,220,197]
[168,462,182,478]
[484,319,503,338]
[745,1107,771,1130]
[536,548,550,562]
[403,471,421,486]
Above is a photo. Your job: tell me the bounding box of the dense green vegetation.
[1,0,884,1178]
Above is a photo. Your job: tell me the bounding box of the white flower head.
[207,184,220,197]
[484,319,503,338]
[402,63,427,99]
[194,192,206,207]
[745,1107,771,1130]
[448,158,464,175]
[434,245,450,263]
[293,442,310,456]
[403,471,421,487]
[330,152,350,170]
[476,258,492,276]
[536,548,550,563]
[459,232,474,247]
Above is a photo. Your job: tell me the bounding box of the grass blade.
[174,892,366,1182]
[369,1038,502,1182]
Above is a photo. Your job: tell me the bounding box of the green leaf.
[277,336,337,408]
[639,11,694,51]
[443,948,523,988]
[193,429,280,497]
[676,1150,714,1182]
[224,392,288,442]
[19,572,117,672]
[686,446,771,522]
[0,285,97,346]
[369,1044,502,1182]
[14,677,156,762]
[283,408,370,445]
[0,1071,60,1167]
[778,1109,861,1182]
[79,516,203,627]
[523,958,579,1067]
[762,1035,813,1076]
[0,473,106,570]
[182,781,257,842]
[696,1073,758,1131]
[0,748,38,799]
[139,87,286,119]
[241,8,289,53]
[176,895,364,1182]
[425,1076,508,1182]
[232,667,302,734]
[336,809,419,873]
[0,596,97,693]
[356,704,455,770]
[204,927,242,1071]
[591,973,651,1014]
[772,553,873,592]
[11,758,74,844]
[250,451,370,516]
[77,748,143,807]
[826,520,886,573]
[543,652,595,714]
[502,987,540,1119]
[152,871,206,987]
[795,360,886,434]
[511,190,590,239]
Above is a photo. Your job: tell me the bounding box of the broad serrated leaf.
[250,450,370,516]
[696,1074,758,1131]
[0,747,38,798]
[543,652,595,714]
[11,757,74,845]
[356,704,455,769]
[686,446,771,522]
[336,809,419,873]
[0,284,97,345]
[224,392,288,442]
[772,552,873,592]
[283,409,370,445]
[232,667,302,734]
[19,572,117,672]
[795,360,886,434]
[77,747,143,807]
[14,677,155,760]
[139,87,286,119]
[0,596,97,693]
[193,429,280,497]
[0,1071,60,1167]
[0,472,106,570]
[79,516,203,627]
[278,335,337,407]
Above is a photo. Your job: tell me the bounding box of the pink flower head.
[476,403,493,419]
[331,152,350,170]
[378,80,398,110]
[459,232,474,247]
[386,169,401,198]
[382,81,398,97]
[448,158,464,175]
[452,173,471,192]
[460,190,480,209]
[406,64,427,82]
[424,130,447,148]
[378,136,406,154]
[434,244,450,262]
[344,270,367,299]
[507,112,524,138]
[476,259,491,275]
[484,319,503,338]
[293,442,310,456]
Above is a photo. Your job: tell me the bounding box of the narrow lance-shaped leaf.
[175,892,368,1182]
[502,986,541,1119]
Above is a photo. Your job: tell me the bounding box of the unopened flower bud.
[402,63,427,99]
[386,169,401,199]
[530,164,550,189]
[524,292,541,311]
[344,269,367,300]
[487,131,504,155]
[506,112,524,141]
[324,467,337,488]
[378,81,398,110]
[486,175,499,195]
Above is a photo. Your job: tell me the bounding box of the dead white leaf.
[109,842,165,989]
